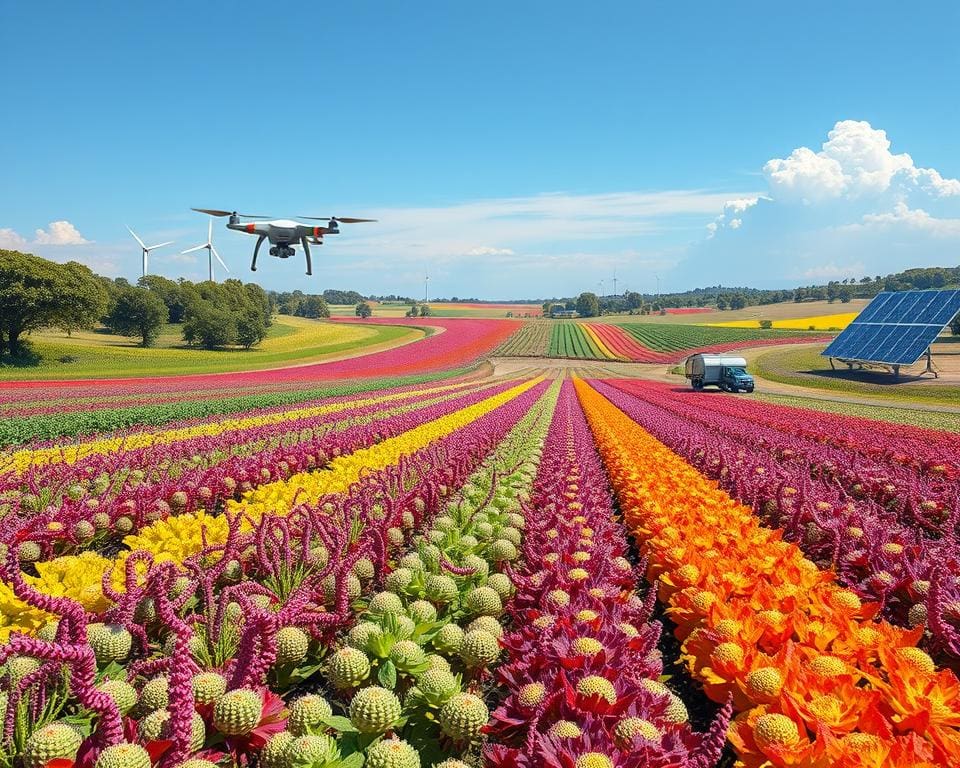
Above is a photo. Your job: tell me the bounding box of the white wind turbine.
[126,226,174,278]
[181,219,229,281]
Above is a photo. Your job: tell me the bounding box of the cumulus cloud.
[1,220,92,248]
[33,220,91,245]
[0,228,28,249]
[680,120,960,287]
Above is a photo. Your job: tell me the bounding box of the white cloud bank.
[0,220,92,248]
[679,120,960,287]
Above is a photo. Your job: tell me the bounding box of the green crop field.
[547,322,603,358]
[0,316,422,380]
[617,323,824,352]
[493,321,551,356]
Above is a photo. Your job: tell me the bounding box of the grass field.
[327,302,540,318]
[752,344,960,405]
[618,323,824,352]
[595,299,872,325]
[0,316,423,380]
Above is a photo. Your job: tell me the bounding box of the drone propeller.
[298,216,378,223]
[192,208,271,219]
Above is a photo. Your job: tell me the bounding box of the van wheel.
[746,386,754,393]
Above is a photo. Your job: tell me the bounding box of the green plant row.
[619,323,819,353]
[0,369,474,447]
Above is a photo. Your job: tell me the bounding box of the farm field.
[0,317,422,380]
[328,302,542,318]
[498,320,828,362]
[597,298,872,325]
[3,331,960,768]
[708,311,859,330]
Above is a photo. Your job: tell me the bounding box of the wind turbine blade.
[181,244,206,255]
[146,241,174,251]
[126,225,147,250]
[212,245,229,272]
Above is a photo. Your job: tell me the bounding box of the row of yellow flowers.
[581,324,623,361]
[1,378,541,642]
[5,379,479,472]
[227,377,543,524]
[574,378,960,768]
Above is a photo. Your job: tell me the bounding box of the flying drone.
[191,208,377,276]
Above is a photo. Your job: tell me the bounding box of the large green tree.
[0,250,107,358]
[575,292,599,318]
[138,275,186,322]
[105,286,168,347]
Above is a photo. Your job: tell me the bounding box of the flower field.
[2,357,959,767]
[496,322,829,363]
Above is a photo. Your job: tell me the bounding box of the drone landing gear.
[300,235,312,276]
[250,234,267,272]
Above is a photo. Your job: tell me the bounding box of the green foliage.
[0,250,107,358]
[418,304,432,317]
[138,275,187,322]
[105,287,167,347]
[183,306,239,349]
[759,319,773,329]
[355,302,373,319]
[575,292,599,318]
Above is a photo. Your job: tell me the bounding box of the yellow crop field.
[708,312,858,330]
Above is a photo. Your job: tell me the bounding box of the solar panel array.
[822,289,960,366]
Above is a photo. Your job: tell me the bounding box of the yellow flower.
[28,552,113,612]
[0,580,52,642]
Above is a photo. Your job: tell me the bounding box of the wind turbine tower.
[424,272,430,302]
[126,226,173,278]
[182,219,229,282]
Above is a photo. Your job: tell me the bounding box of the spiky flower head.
[424,654,451,672]
[745,667,783,699]
[288,694,333,736]
[98,679,138,715]
[6,655,40,686]
[416,668,459,705]
[94,743,152,768]
[349,686,402,734]
[139,675,169,711]
[467,615,503,638]
[408,600,437,625]
[517,682,546,709]
[439,692,488,742]
[212,688,263,736]
[571,637,604,657]
[365,738,421,768]
[488,539,518,562]
[424,574,459,604]
[459,629,500,668]
[259,731,294,768]
[753,713,800,750]
[432,623,465,654]
[390,640,427,672]
[546,590,570,608]
[575,755,613,768]
[87,623,133,664]
[386,568,414,593]
[398,553,424,571]
[549,720,582,739]
[290,734,339,766]
[464,586,503,617]
[368,591,406,617]
[276,626,311,665]
[614,717,661,746]
[328,647,372,689]
[353,557,375,581]
[463,554,489,578]
[576,675,617,704]
[807,655,846,677]
[485,573,513,601]
[897,646,935,675]
[192,671,228,706]
[23,722,83,768]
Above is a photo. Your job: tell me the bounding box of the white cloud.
[0,228,28,249]
[33,220,91,245]
[857,201,960,236]
[679,119,960,288]
[465,246,515,257]
[762,120,956,203]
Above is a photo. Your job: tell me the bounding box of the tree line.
[0,250,274,358]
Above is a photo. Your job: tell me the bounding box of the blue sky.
[2,1,958,299]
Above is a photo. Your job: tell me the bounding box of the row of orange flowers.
[574,378,960,768]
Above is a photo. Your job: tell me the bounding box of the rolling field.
[328,301,542,318]
[492,320,828,362]
[2,362,959,768]
[0,316,422,380]
[2,315,959,768]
